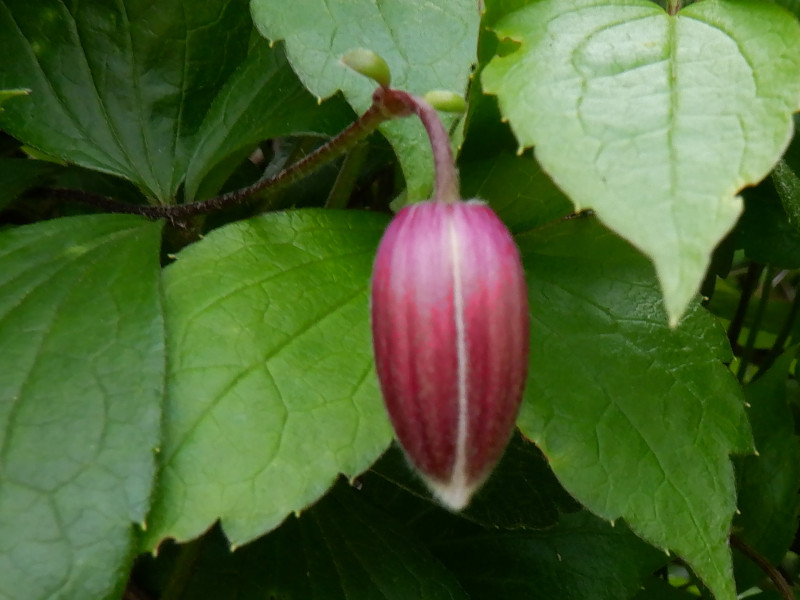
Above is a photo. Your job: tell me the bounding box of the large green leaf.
[143,209,393,549]
[140,482,468,600]
[734,350,800,588]
[0,0,252,201]
[516,216,753,600]
[482,0,800,324]
[0,215,164,600]
[183,39,354,202]
[250,0,480,200]
[0,1,348,205]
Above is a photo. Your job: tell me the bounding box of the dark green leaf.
[0,158,56,210]
[0,215,164,600]
[184,39,354,202]
[140,482,468,600]
[772,160,800,236]
[483,0,800,323]
[517,216,753,600]
[250,0,480,200]
[460,151,573,234]
[143,209,393,549]
[368,433,579,531]
[0,0,254,201]
[734,350,800,588]
[737,178,800,269]
[429,510,667,600]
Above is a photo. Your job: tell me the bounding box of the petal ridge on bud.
[371,200,530,510]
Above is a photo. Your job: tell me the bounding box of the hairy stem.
[45,96,396,222]
[731,535,794,600]
[43,84,459,218]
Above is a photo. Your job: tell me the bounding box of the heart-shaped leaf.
[483,0,800,324]
[250,0,480,200]
[0,215,164,600]
[143,209,393,549]
[517,216,753,600]
[0,1,348,204]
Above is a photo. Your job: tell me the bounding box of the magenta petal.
[371,200,530,509]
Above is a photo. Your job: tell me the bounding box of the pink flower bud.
[371,199,530,510]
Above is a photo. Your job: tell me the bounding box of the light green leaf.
[143,209,393,549]
[184,39,354,202]
[483,0,800,324]
[0,215,164,600]
[141,482,469,600]
[516,216,753,600]
[249,0,480,200]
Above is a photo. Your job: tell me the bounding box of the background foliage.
[1,0,799,599]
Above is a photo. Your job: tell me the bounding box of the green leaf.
[368,433,579,532]
[140,482,469,600]
[249,0,480,200]
[184,39,354,202]
[0,215,164,600]
[143,209,393,549]
[0,158,57,210]
[428,510,667,600]
[734,350,800,588]
[772,160,800,236]
[516,216,753,600]
[459,150,573,234]
[737,178,800,269]
[482,0,800,324]
[0,0,254,201]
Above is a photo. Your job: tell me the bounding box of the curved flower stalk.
[346,49,531,509]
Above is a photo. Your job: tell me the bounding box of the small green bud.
[423,90,466,113]
[341,49,391,87]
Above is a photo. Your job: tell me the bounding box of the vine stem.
[667,0,682,15]
[730,535,794,600]
[737,265,775,382]
[44,84,460,220]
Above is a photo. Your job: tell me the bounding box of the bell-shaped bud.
[371,199,530,510]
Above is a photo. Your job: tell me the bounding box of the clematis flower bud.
[371,199,530,510]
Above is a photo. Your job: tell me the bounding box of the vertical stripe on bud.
[371,200,530,510]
